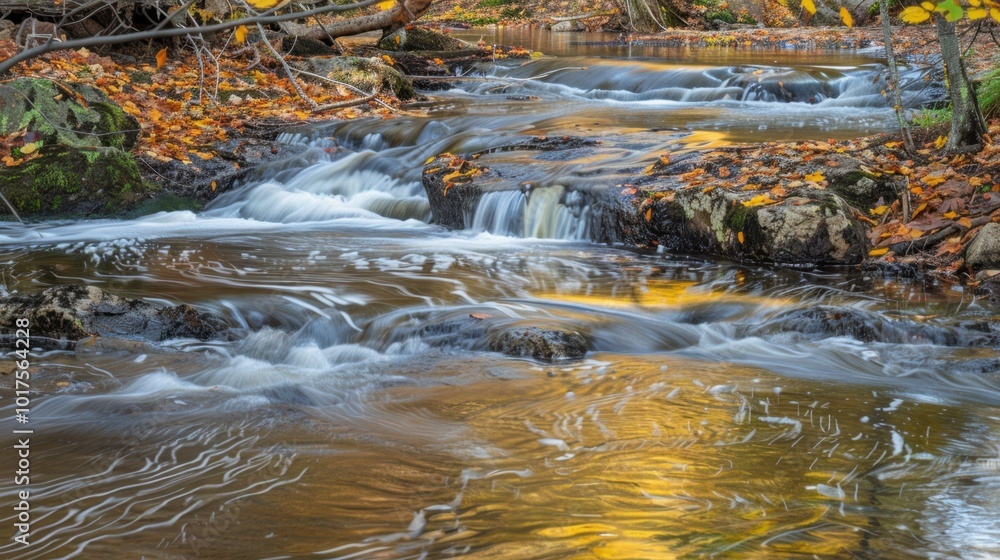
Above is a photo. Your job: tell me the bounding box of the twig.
[257,22,318,110]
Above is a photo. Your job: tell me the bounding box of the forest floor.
[1,15,998,285]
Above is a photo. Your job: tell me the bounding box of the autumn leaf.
[645,207,653,222]
[245,0,291,9]
[870,205,888,216]
[900,5,932,23]
[869,247,889,257]
[737,231,745,244]
[804,171,825,182]
[156,47,168,69]
[742,194,775,207]
[840,7,853,27]
[922,175,946,187]
[377,0,396,10]
[957,217,973,228]
[234,25,248,45]
[19,142,38,155]
[801,0,816,14]
[943,211,958,219]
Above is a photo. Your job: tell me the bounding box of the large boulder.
[296,56,416,100]
[0,285,229,348]
[378,27,467,52]
[0,77,138,150]
[0,78,151,219]
[2,145,146,217]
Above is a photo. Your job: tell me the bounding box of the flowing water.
[1,30,997,559]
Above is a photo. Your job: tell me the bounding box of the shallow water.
[1,29,997,560]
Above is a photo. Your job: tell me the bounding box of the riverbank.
[1,23,998,287]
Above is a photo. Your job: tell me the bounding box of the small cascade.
[204,151,430,224]
[466,58,945,109]
[469,190,525,236]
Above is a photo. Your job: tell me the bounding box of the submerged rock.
[488,327,589,361]
[0,285,229,348]
[746,305,1000,347]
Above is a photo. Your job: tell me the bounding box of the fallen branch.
[889,213,996,255]
[550,13,615,21]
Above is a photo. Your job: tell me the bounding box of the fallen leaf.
[156,47,168,70]
[869,247,889,257]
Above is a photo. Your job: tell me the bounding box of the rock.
[0,78,139,150]
[0,285,229,348]
[296,56,416,100]
[623,185,868,266]
[423,154,487,229]
[2,145,150,218]
[488,327,588,361]
[0,78,150,219]
[965,222,1000,269]
[281,36,336,56]
[378,27,466,52]
[551,21,585,32]
[0,19,14,40]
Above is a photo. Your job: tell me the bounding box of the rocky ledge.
[0,285,230,349]
[423,136,903,268]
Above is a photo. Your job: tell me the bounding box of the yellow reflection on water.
[535,279,789,310]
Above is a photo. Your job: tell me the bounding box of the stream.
[1,30,998,559]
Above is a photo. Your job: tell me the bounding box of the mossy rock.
[378,27,466,52]
[297,56,416,100]
[0,145,152,219]
[0,78,139,150]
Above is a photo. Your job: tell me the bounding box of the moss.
[0,146,151,219]
[0,78,137,150]
[706,10,736,24]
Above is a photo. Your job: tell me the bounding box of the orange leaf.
[156,47,168,70]
[645,207,653,222]
[957,217,972,228]
[737,231,745,244]
[235,25,248,45]
[869,247,889,257]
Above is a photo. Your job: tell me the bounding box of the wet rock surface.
[965,222,1000,270]
[488,327,589,361]
[0,285,229,348]
[746,305,1000,347]
[422,136,880,267]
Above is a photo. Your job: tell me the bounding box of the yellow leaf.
[156,47,168,70]
[19,142,37,155]
[246,0,291,9]
[934,134,947,149]
[737,231,745,244]
[991,7,1000,21]
[869,247,889,257]
[235,25,248,44]
[870,205,888,216]
[801,0,816,14]
[911,202,927,220]
[840,7,853,27]
[804,171,825,182]
[969,0,981,6]
[921,1,935,9]
[901,5,932,23]
[968,7,988,18]
[943,211,958,219]
[377,0,396,10]
[742,194,775,207]
[424,156,436,165]
[211,180,217,191]
[922,175,946,187]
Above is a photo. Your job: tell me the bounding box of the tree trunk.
[881,0,914,154]
[935,15,986,153]
[282,0,434,41]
